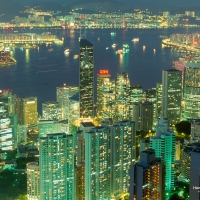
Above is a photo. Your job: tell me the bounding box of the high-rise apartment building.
[97,69,115,120]
[42,101,61,120]
[132,101,153,132]
[129,149,164,200]
[184,61,200,119]
[162,69,182,124]
[22,97,38,129]
[150,116,175,192]
[56,83,79,120]
[79,39,94,118]
[110,120,136,198]
[39,133,75,200]
[27,162,40,200]
[115,73,130,121]
[85,127,111,200]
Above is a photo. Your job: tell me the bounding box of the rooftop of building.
[80,39,93,47]
[81,122,95,127]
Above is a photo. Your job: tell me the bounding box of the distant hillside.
[71,0,132,12]
[0,0,22,22]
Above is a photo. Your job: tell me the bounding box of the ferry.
[5,47,11,52]
[116,49,126,54]
[74,54,79,59]
[64,48,70,54]
[132,38,139,42]
[110,32,116,36]
[112,43,117,48]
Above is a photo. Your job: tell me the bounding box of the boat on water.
[97,38,100,41]
[106,47,109,50]
[132,38,139,42]
[0,51,16,65]
[5,47,11,52]
[116,49,126,55]
[110,32,116,36]
[74,54,79,59]
[159,35,168,38]
[112,43,117,48]
[64,48,70,54]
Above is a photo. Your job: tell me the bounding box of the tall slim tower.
[79,39,94,118]
[39,133,75,200]
[162,69,182,124]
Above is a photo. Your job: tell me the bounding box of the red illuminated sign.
[99,70,109,75]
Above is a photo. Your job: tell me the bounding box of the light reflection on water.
[0,27,199,113]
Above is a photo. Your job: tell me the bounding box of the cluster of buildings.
[1,37,200,199]
[0,9,198,29]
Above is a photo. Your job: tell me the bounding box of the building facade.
[79,39,94,118]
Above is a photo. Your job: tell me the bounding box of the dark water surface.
[0,28,199,113]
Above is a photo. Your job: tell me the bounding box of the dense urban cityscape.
[1,0,200,200]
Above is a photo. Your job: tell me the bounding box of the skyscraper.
[42,101,61,120]
[79,39,94,118]
[156,82,162,118]
[97,69,115,120]
[39,133,75,200]
[162,69,182,124]
[110,120,136,198]
[22,97,38,129]
[129,149,164,200]
[150,116,175,192]
[184,61,200,119]
[85,127,111,200]
[132,101,153,132]
[27,162,40,200]
[115,72,130,121]
[56,84,79,120]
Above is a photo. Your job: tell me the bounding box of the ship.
[112,43,117,48]
[132,38,139,42]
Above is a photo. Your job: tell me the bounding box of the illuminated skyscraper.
[97,69,115,120]
[156,82,162,118]
[150,116,175,192]
[56,84,79,120]
[110,120,136,198]
[27,162,40,200]
[79,39,94,118]
[184,61,200,119]
[22,97,38,129]
[162,69,182,124]
[116,73,130,121]
[132,101,153,132]
[39,133,75,200]
[85,127,111,200]
[42,101,61,120]
[129,149,164,200]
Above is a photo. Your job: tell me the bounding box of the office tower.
[156,82,162,118]
[0,89,17,150]
[56,83,79,120]
[189,146,200,200]
[132,101,153,132]
[191,120,200,142]
[162,69,182,124]
[110,120,136,198]
[42,101,61,120]
[150,116,175,192]
[17,124,27,144]
[129,149,164,200]
[85,127,111,200]
[79,39,94,118]
[184,61,200,119]
[115,72,130,121]
[22,97,38,129]
[39,133,75,200]
[27,162,40,200]
[97,69,115,120]
[69,92,80,125]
